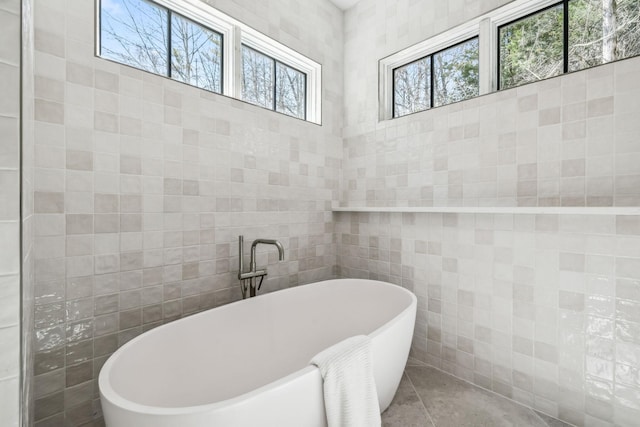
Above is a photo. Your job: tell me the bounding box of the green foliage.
[499,5,564,90]
[500,0,640,88]
[570,0,640,71]
[434,38,479,107]
[393,38,479,117]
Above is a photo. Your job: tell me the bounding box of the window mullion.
[167,10,172,78]
[272,59,277,112]
[479,17,495,94]
[563,0,569,73]
[303,73,307,120]
[429,55,434,109]
[231,26,242,99]
[391,69,396,119]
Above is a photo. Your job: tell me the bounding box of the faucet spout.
[238,236,285,298]
[250,239,285,263]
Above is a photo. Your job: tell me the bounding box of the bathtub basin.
[99,278,417,427]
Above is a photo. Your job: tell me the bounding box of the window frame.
[432,36,480,108]
[95,0,321,124]
[496,0,568,91]
[168,11,225,93]
[391,54,431,119]
[240,36,313,122]
[391,35,480,118]
[379,0,565,121]
[240,44,308,120]
[273,57,308,121]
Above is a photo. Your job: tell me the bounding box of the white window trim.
[241,27,321,124]
[96,0,322,124]
[152,0,236,98]
[379,0,560,121]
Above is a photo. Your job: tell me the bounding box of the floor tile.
[534,411,573,427]
[405,365,549,427]
[382,372,435,427]
[406,357,428,367]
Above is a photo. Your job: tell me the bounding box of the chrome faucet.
[238,235,285,298]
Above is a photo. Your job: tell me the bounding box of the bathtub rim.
[99,278,417,416]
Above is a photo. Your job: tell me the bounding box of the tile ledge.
[332,206,640,215]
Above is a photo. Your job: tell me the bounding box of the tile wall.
[22,0,36,423]
[342,0,640,208]
[339,1,640,426]
[20,0,640,426]
[0,0,24,426]
[336,211,640,426]
[28,0,343,424]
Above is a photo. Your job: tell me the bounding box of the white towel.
[310,335,381,427]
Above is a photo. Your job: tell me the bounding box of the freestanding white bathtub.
[99,279,417,427]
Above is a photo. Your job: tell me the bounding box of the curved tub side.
[101,367,326,427]
[372,298,417,411]
[99,279,417,426]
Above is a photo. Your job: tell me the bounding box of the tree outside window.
[500,0,640,90]
[241,45,307,120]
[393,37,479,117]
[393,57,431,118]
[101,0,223,93]
[434,38,479,108]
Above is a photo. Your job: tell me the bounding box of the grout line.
[0,272,20,279]
[0,373,20,383]
[531,408,554,427]
[531,407,577,427]
[403,369,438,427]
[0,57,20,68]
[408,363,577,427]
[332,206,640,216]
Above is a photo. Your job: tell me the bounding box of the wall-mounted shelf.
[332,206,640,215]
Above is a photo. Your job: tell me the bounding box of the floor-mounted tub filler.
[99,279,417,427]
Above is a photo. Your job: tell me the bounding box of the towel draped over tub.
[310,335,381,427]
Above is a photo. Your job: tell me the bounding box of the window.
[392,38,479,118]
[241,45,307,120]
[499,0,640,89]
[568,0,640,72]
[433,38,479,107]
[97,0,321,124]
[380,0,640,120]
[275,62,306,119]
[499,5,564,90]
[100,0,169,76]
[242,46,274,110]
[100,0,223,93]
[393,57,430,118]
[170,14,223,93]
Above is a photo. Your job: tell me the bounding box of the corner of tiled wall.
[336,0,640,426]
[0,0,24,426]
[22,0,36,424]
[19,0,640,426]
[338,0,640,426]
[27,0,344,424]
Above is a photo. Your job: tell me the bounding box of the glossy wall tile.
[28,0,344,424]
[341,0,640,208]
[16,0,640,426]
[336,211,640,426]
[340,0,640,425]
[0,0,24,426]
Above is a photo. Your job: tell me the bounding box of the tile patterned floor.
[382,360,573,427]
